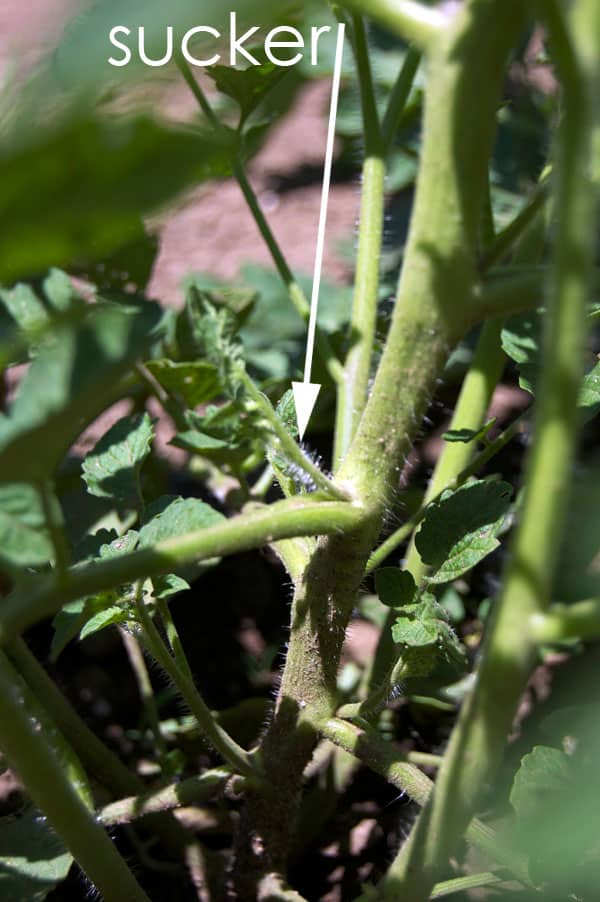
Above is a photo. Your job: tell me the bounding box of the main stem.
[234,1,524,892]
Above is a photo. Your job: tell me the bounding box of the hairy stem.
[334,15,385,467]
[98,767,231,826]
[0,652,148,902]
[0,497,364,642]
[384,2,600,896]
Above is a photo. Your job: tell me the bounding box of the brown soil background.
[0,0,359,308]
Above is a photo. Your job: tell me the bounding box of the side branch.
[0,498,365,641]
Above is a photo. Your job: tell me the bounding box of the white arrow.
[292,22,346,441]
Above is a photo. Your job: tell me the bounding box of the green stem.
[481,178,549,270]
[240,372,349,499]
[334,15,386,468]
[156,596,195,684]
[120,619,169,768]
[430,872,505,899]
[134,588,257,778]
[38,479,70,577]
[8,638,141,796]
[531,598,600,643]
[382,47,421,153]
[0,652,148,902]
[177,58,343,385]
[320,718,530,884]
[98,767,231,826]
[385,3,600,896]
[0,497,364,642]
[342,0,444,51]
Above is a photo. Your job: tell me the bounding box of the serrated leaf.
[0,484,53,569]
[391,617,438,647]
[0,303,162,484]
[139,497,225,547]
[82,413,154,507]
[0,806,72,902]
[144,360,221,408]
[415,480,512,584]
[375,568,418,609]
[79,606,129,641]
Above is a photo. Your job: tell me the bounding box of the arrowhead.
[292,382,321,441]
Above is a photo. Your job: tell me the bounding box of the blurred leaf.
[501,311,541,394]
[510,745,572,821]
[555,466,600,602]
[82,413,154,507]
[0,806,72,901]
[0,115,234,285]
[152,573,190,599]
[79,606,129,640]
[0,484,53,569]
[442,419,496,444]
[375,568,417,609]
[0,303,162,484]
[415,480,512,584]
[145,360,221,408]
[72,220,158,294]
[207,51,286,126]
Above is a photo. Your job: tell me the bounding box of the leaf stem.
[98,767,232,826]
[120,617,170,770]
[320,717,530,883]
[0,497,365,642]
[381,47,421,153]
[134,587,258,778]
[177,58,343,385]
[241,371,350,499]
[38,479,70,577]
[0,652,149,902]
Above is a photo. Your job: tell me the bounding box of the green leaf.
[579,360,600,423]
[51,531,139,659]
[0,303,162,484]
[152,574,190,600]
[391,617,438,647]
[144,360,222,408]
[139,497,225,547]
[82,413,154,507]
[501,312,541,394]
[415,480,512,584]
[0,115,234,285]
[0,484,53,569]
[442,419,496,444]
[0,806,72,901]
[207,52,286,126]
[375,568,418,609]
[79,606,129,641]
[510,745,572,821]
